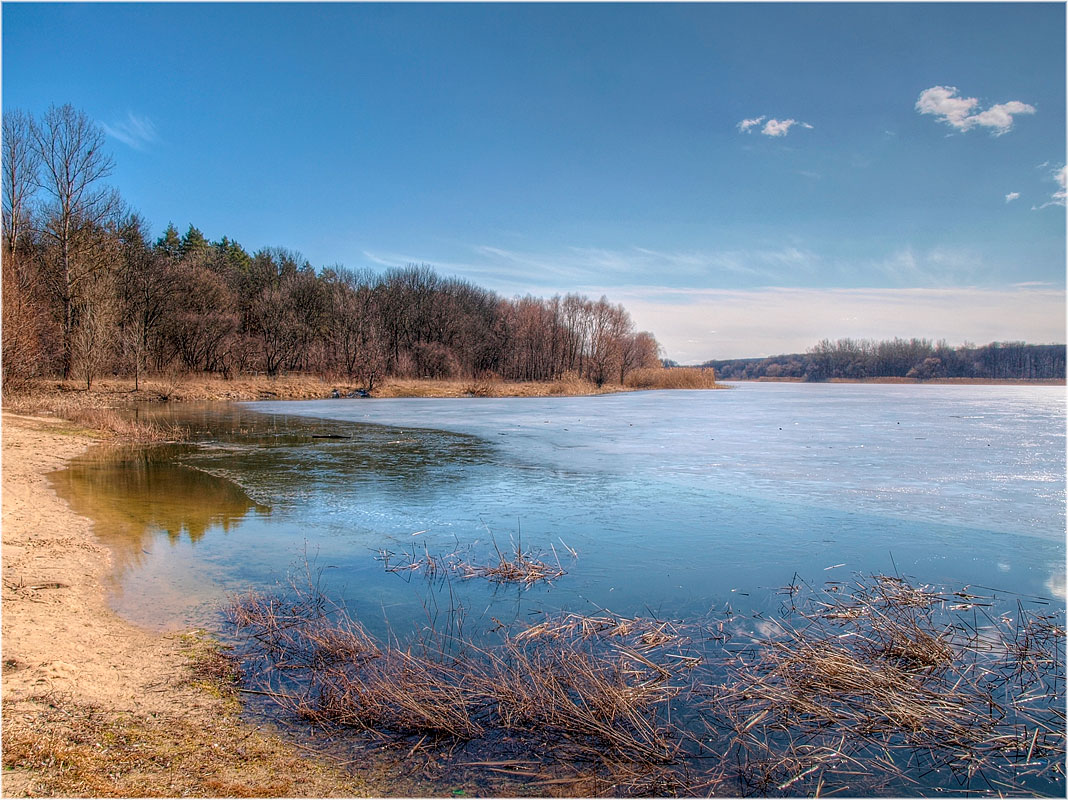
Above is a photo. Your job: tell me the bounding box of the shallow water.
[53,383,1065,639]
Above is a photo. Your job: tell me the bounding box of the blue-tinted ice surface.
[77,383,1065,633]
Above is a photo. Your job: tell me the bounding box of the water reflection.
[51,444,269,572]
[130,403,498,505]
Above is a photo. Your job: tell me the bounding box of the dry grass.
[0,694,372,797]
[2,371,719,415]
[624,367,720,390]
[2,391,187,442]
[0,631,374,798]
[2,375,356,405]
[226,573,1065,797]
[378,373,610,398]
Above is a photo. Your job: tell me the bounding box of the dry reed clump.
[546,371,601,395]
[461,539,567,586]
[624,367,719,390]
[227,580,698,786]
[377,537,571,587]
[706,575,1066,796]
[65,407,188,441]
[485,626,686,764]
[226,584,380,671]
[226,573,1065,797]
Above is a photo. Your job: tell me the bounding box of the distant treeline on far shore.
[698,338,1066,382]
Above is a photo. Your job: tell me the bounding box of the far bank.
[729,376,1065,386]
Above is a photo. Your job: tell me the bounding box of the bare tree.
[71,272,115,391]
[619,330,660,385]
[2,110,46,391]
[3,110,41,268]
[115,214,173,389]
[31,104,119,378]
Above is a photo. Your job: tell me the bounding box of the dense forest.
[704,338,1066,381]
[1,105,661,392]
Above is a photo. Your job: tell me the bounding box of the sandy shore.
[0,414,367,796]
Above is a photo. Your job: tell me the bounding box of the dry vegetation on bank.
[1,391,188,441]
[1,366,719,418]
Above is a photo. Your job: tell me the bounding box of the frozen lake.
[55,382,1066,634]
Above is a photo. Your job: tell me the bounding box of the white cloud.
[762,118,797,137]
[738,116,812,137]
[761,118,794,137]
[1005,192,1020,203]
[969,101,1036,133]
[915,86,977,128]
[737,116,765,133]
[101,111,158,150]
[915,86,1035,135]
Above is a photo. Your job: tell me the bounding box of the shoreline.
[728,376,1065,386]
[5,369,720,409]
[0,414,368,796]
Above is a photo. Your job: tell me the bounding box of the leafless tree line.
[2,105,660,391]
[706,337,1066,381]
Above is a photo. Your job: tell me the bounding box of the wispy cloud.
[364,243,823,295]
[101,111,158,150]
[915,86,1035,136]
[737,115,765,133]
[1005,191,1020,204]
[1031,165,1066,210]
[1050,166,1066,206]
[737,116,813,137]
[363,242,996,300]
[862,246,984,287]
[359,243,1060,362]
[607,285,1066,362]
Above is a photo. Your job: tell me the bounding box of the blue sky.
[3,2,1064,361]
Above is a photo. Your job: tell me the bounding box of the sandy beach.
[0,414,365,796]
